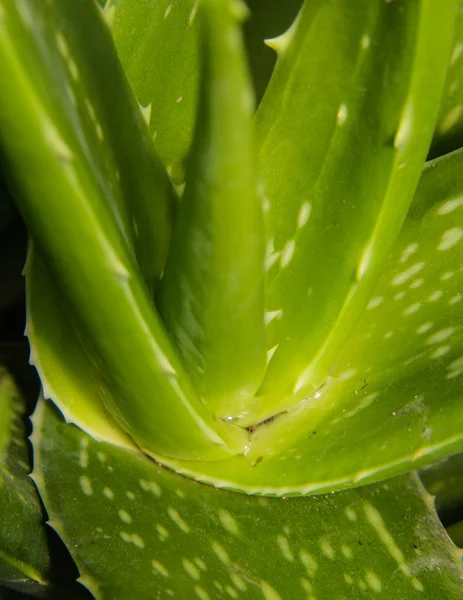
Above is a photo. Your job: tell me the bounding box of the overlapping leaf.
[0,369,50,590]
[111,0,200,176]
[0,0,238,461]
[32,399,463,600]
[158,0,266,419]
[152,148,463,494]
[249,0,457,423]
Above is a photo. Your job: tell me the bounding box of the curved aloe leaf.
[431,4,463,158]
[158,0,265,419]
[248,148,463,480]
[249,0,457,423]
[243,0,302,104]
[111,0,200,177]
[0,0,239,461]
[0,369,50,589]
[25,247,135,448]
[149,147,463,494]
[32,398,463,600]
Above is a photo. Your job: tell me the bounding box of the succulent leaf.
[243,0,303,104]
[0,0,237,461]
[149,148,463,494]
[112,0,200,176]
[25,247,135,449]
[158,0,266,419]
[251,0,458,421]
[0,369,50,588]
[32,398,463,600]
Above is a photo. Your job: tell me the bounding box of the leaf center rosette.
[0,0,462,496]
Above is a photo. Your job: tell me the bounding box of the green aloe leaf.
[151,147,463,494]
[158,0,265,419]
[111,0,200,176]
[0,369,50,589]
[25,247,135,448]
[250,0,457,422]
[0,0,238,461]
[32,398,463,600]
[243,0,302,104]
[248,147,463,482]
[430,3,463,158]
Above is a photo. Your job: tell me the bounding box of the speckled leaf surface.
[251,0,457,422]
[150,148,463,494]
[158,0,265,420]
[111,0,200,174]
[33,399,463,600]
[0,370,50,588]
[0,0,237,462]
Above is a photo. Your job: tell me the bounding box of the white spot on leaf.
[79,475,93,496]
[297,202,312,228]
[367,297,383,310]
[280,239,296,267]
[337,104,348,125]
[437,196,463,215]
[218,509,239,535]
[391,262,424,286]
[426,327,455,345]
[152,559,169,577]
[438,227,463,251]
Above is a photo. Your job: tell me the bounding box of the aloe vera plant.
[1,0,463,597]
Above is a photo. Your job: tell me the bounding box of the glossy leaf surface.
[251,0,457,422]
[158,0,265,419]
[33,399,463,600]
[0,0,239,461]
